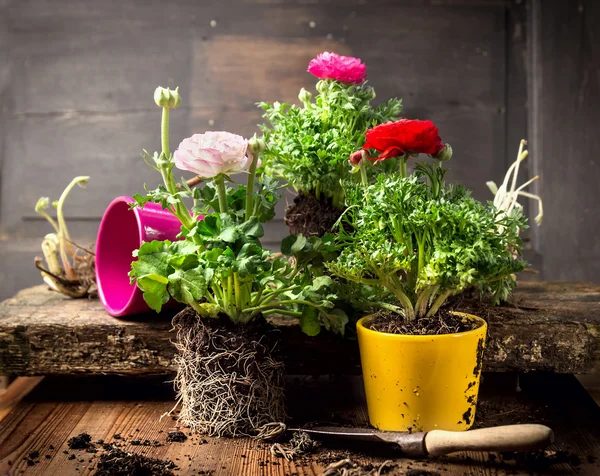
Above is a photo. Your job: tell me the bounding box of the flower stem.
[214,174,228,213]
[245,152,259,221]
[161,107,170,156]
[56,176,89,279]
[359,161,369,187]
[399,157,408,178]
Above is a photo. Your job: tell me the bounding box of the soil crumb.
[367,309,480,335]
[68,433,94,450]
[166,430,188,443]
[94,445,177,476]
[284,193,344,237]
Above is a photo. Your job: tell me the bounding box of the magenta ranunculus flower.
[307,51,367,84]
[174,131,251,178]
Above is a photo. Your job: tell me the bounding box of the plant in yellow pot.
[326,119,528,432]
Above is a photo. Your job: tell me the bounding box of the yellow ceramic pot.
[356,312,487,432]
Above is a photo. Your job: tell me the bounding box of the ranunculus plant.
[329,120,528,321]
[328,120,530,433]
[128,87,346,437]
[259,51,402,235]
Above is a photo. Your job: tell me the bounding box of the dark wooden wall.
[0,0,597,300]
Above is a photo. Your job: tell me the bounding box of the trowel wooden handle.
[424,424,554,456]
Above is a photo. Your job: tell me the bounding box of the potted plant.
[128,87,346,437]
[325,119,528,432]
[259,51,402,237]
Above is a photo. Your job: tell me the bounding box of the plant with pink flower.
[260,52,402,219]
[307,51,367,84]
[128,86,347,437]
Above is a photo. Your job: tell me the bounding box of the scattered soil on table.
[284,193,344,237]
[367,309,480,335]
[94,445,177,476]
[166,430,187,443]
[172,307,285,437]
[68,433,95,451]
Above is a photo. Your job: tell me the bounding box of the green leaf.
[281,234,307,256]
[168,254,199,270]
[167,268,209,305]
[136,276,169,313]
[323,308,349,336]
[299,307,321,336]
[239,217,264,238]
[130,240,172,281]
[218,226,239,243]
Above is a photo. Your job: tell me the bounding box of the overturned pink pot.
[96,196,183,317]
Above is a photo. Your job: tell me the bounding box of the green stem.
[245,152,260,221]
[373,302,405,315]
[425,290,452,318]
[234,272,242,311]
[262,309,303,317]
[161,107,170,157]
[399,157,408,178]
[214,174,228,213]
[359,162,369,187]
[244,299,323,314]
[385,276,415,320]
[56,176,89,279]
[157,107,194,230]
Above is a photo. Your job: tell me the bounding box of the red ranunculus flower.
[363,119,445,161]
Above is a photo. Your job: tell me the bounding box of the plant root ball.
[284,193,344,237]
[172,307,286,437]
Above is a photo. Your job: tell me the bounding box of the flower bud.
[35,197,50,213]
[298,87,312,105]
[154,86,181,108]
[433,144,452,161]
[349,149,369,166]
[248,134,266,155]
[316,80,328,93]
[365,86,376,100]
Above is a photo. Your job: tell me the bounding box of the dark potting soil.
[166,430,187,443]
[68,433,94,451]
[367,309,480,335]
[94,445,177,476]
[284,193,344,237]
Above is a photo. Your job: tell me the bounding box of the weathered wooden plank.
[0,373,599,475]
[0,281,598,376]
[528,0,600,282]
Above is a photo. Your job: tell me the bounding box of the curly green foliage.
[327,163,528,320]
[259,80,402,208]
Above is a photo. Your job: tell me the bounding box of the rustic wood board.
[0,281,599,377]
[0,373,599,475]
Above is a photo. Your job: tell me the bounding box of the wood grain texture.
[0,281,599,377]
[529,0,600,282]
[0,372,598,475]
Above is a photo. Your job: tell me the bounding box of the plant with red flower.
[307,51,367,84]
[364,119,446,161]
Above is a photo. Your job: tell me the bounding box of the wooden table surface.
[1,282,600,377]
[1,372,599,475]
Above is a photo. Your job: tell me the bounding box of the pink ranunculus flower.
[307,51,367,84]
[174,131,250,178]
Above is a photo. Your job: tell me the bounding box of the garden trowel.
[291,424,553,457]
